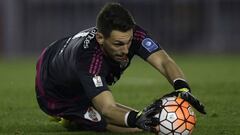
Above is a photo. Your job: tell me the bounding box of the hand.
[135,99,162,132]
[164,88,206,114]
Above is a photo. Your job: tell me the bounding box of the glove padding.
[164,88,206,114]
[135,99,163,132]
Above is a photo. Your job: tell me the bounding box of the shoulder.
[73,27,97,40]
[72,27,97,49]
[133,25,148,41]
[130,25,162,60]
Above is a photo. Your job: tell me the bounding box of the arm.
[146,50,186,84]
[107,102,142,132]
[92,91,159,132]
[92,91,142,132]
[92,91,128,126]
[116,103,138,112]
[147,50,206,114]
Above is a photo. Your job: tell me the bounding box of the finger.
[142,124,155,133]
[196,103,207,114]
[145,106,162,117]
[181,93,207,114]
[145,118,160,127]
[145,118,159,127]
[150,118,160,126]
[149,126,158,133]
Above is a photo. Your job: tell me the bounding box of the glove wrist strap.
[126,111,138,127]
[173,79,191,92]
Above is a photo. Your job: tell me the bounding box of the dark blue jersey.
[39,25,162,103]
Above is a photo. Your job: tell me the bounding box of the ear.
[96,32,104,45]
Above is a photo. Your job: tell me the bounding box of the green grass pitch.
[0,54,240,135]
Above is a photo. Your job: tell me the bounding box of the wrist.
[125,111,139,127]
[173,78,191,92]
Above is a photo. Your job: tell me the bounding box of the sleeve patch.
[141,38,159,52]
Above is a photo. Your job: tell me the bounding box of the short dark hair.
[96,3,135,38]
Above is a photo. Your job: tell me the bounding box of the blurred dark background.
[0,0,240,58]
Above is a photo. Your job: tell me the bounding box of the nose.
[121,44,129,55]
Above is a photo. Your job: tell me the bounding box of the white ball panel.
[159,125,171,135]
[160,109,168,121]
[188,107,195,116]
[167,112,177,122]
[161,120,172,130]
[162,98,168,105]
[182,130,190,135]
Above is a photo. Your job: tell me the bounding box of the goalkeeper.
[35,2,206,133]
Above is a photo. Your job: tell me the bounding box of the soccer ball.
[155,96,196,135]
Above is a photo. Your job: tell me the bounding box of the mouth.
[115,55,128,62]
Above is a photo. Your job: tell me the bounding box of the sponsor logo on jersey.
[72,28,97,49]
[92,75,103,87]
[141,38,158,52]
[72,32,89,39]
[84,107,101,122]
[83,29,97,49]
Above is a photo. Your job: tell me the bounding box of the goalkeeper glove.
[126,99,162,132]
[164,79,206,114]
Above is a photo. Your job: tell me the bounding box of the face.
[97,29,133,62]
